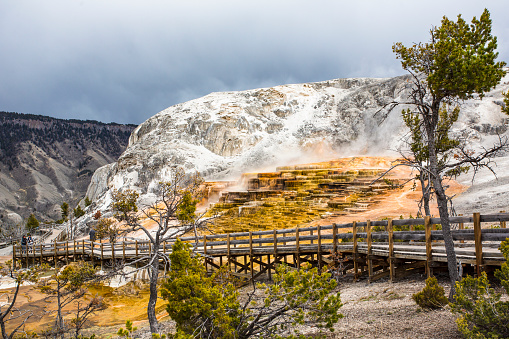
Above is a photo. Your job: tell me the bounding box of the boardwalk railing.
[13,212,509,282]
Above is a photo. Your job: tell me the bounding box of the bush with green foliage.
[176,191,199,223]
[84,196,92,207]
[118,320,138,338]
[25,213,39,233]
[161,239,342,338]
[450,239,509,338]
[74,205,85,218]
[412,276,448,309]
[61,202,69,221]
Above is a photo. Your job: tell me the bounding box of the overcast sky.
[1,1,508,125]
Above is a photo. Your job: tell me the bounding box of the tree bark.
[147,242,160,334]
[419,174,431,217]
[426,110,459,300]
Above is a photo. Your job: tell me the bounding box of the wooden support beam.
[100,243,104,271]
[54,241,57,269]
[112,242,116,265]
[459,214,464,243]
[388,219,394,282]
[204,235,208,273]
[474,212,483,276]
[91,242,94,266]
[267,255,271,280]
[227,234,231,271]
[367,220,373,281]
[501,211,506,228]
[249,231,254,280]
[296,228,301,269]
[353,221,358,281]
[425,216,432,278]
[317,225,322,273]
[333,223,338,255]
[12,245,16,270]
[273,229,277,279]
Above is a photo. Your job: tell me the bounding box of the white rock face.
[84,73,509,217]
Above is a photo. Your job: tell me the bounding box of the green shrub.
[450,239,509,338]
[118,320,137,338]
[26,213,39,233]
[161,239,343,338]
[73,205,85,218]
[412,276,448,309]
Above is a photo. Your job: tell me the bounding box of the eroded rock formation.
[82,72,509,225]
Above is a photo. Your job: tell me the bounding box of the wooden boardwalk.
[13,212,509,283]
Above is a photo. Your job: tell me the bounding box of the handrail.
[12,212,509,273]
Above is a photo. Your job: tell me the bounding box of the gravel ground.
[108,274,462,339]
[331,275,462,339]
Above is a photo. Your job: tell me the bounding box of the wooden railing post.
[91,241,94,266]
[473,212,483,276]
[333,223,338,255]
[367,220,373,281]
[501,211,506,228]
[227,233,231,272]
[272,229,277,280]
[388,219,394,282]
[425,216,432,278]
[54,241,57,269]
[112,242,116,265]
[317,225,322,274]
[352,221,358,281]
[100,243,104,271]
[295,228,300,269]
[65,241,69,265]
[12,244,16,270]
[39,244,43,265]
[249,231,254,280]
[122,241,126,263]
[203,236,208,273]
[73,240,77,261]
[459,214,464,243]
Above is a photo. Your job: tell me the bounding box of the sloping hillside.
[0,112,136,223]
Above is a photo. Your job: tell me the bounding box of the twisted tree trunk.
[147,241,160,334]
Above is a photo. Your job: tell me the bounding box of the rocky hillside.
[82,72,509,223]
[0,112,136,223]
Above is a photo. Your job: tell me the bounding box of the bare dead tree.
[0,260,46,339]
[110,167,215,334]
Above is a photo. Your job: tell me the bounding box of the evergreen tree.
[26,214,39,233]
[388,9,507,297]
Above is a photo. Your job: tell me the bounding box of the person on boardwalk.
[89,228,96,242]
[21,235,27,254]
[27,234,34,253]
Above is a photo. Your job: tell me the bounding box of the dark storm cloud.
[0,1,508,124]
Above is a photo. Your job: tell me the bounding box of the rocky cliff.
[84,73,509,218]
[0,112,136,223]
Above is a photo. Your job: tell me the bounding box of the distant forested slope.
[0,111,136,223]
